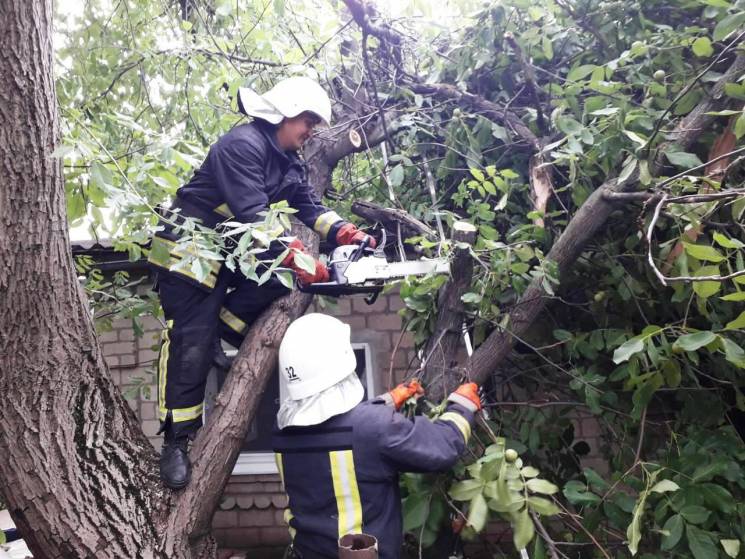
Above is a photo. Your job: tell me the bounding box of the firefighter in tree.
[272,313,481,559]
[149,77,374,489]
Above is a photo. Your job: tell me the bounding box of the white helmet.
[238,76,332,127]
[276,313,364,429]
[278,313,356,400]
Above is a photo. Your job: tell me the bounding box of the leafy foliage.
[54,0,745,556]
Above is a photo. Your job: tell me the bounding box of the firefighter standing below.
[272,313,481,559]
[148,77,374,489]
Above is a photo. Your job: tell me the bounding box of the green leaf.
[613,337,645,364]
[650,479,680,493]
[563,480,600,505]
[542,35,553,60]
[627,494,645,556]
[557,116,583,135]
[700,484,735,514]
[683,243,726,262]
[618,157,638,185]
[721,337,745,367]
[673,331,717,351]
[721,539,741,558]
[584,468,610,491]
[520,466,540,478]
[720,292,745,301]
[567,64,597,81]
[733,197,745,221]
[687,524,719,559]
[525,478,559,495]
[713,11,745,41]
[692,36,714,57]
[402,493,430,531]
[713,232,745,249]
[623,130,648,148]
[275,271,294,289]
[725,310,745,330]
[736,113,745,139]
[461,292,483,304]
[189,259,208,284]
[662,360,682,388]
[468,493,489,532]
[90,161,113,189]
[527,496,560,516]
[470,168,485,181]
[666,151,704,169]
[661,514,684,551]
[293,251,316,274]
[512,506,535,550]
[693,265,722,298]
[389,164,405,187]
[681,505,711,524]
[449,479,484,501]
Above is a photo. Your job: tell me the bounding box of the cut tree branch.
[421,221,478,401]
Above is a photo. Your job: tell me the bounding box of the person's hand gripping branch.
[447,382,482,412]
[382,379,425,410]
[282,238,329,285]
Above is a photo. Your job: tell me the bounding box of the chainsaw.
[298,229,450,301]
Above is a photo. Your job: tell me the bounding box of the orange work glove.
[282,239,330,285]
[335,223,377,249]
[447,383,481,412]
[383,379,424,410]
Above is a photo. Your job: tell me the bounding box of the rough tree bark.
[421,222,477,401]
[0,1,163,557]
[0,1,377,557]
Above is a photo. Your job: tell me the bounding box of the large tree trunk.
[0,1,163,557]
[0,3,383,557]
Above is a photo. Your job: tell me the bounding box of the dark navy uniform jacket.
[273,397,475,559]
[148,119,345,290]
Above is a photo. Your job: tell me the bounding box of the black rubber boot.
[159,430,191,490]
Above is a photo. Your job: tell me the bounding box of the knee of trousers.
[160,324,216,407]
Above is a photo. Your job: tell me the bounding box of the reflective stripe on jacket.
[272,398,475,559]
[148,119,345,289]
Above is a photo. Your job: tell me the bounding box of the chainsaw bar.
[343,257,450,284]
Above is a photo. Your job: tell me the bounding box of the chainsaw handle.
[350,235,371,262]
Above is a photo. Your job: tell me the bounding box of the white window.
[204,343,375,475]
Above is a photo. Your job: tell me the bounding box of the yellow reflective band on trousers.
[219,307,247,335]
[148,236,220,289]
[275,453,297,539]
[157,321,172,422]
[329,450,363,537]
[439,412,471,443]
[313,211,343,240]
[213,203,235,218]
[157,320,205,423]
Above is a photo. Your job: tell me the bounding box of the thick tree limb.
[467,52,745,387]
[421,222,478,401]
[341,0,402,61]
[408,82,541,150]
[350,200,434,239]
